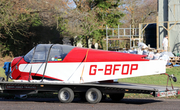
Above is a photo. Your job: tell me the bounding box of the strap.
[41,44,54,82]
[28,45,38,82]
[80,49,89,83]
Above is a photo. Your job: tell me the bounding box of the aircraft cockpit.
[24,44,75,63]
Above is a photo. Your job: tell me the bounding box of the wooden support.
[139,24,141,42]
[140,19,180,50]
[105,38,143,41]
[107,38,131,40]
[167,22,170,51]
[140,20,180,24]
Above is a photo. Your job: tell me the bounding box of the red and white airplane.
[8,44,166,83]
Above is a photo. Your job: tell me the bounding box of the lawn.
[119,66,180,87]
[0,67,7,79]
[119,66,180,99]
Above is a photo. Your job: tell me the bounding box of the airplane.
[4,44,166,83]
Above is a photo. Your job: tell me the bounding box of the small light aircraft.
[5,44,166,83]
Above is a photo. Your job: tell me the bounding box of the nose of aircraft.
[10,56,27,80]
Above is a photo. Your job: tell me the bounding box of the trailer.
[1,44,179,103]
[0,80,179,104]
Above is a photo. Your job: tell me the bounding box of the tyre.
[85,88,102,104]
[109,93,124,102]
[172,76,177,82]
[58,87,74,103]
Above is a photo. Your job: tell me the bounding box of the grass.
[0,67,13,81]
[0,66,180,99]
[119,67,180,87]
[119,66,180,99]
[0,67,7,79]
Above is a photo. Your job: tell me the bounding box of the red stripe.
[63,47,149,62]
[31,73,64,81]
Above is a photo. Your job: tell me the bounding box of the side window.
[30,45,50,63]
[33,51,46,62]
[48,45,74,61]
[49,47,63,61]
[24,46,48,63]
[32,46,48,62]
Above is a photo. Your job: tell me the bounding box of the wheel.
[58,87,74,103]
[172,76,177,82]
[85,88,102,104]
[109,93,124,102]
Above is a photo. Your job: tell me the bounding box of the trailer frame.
[0,80,179,103]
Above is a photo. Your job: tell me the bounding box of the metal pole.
[130,25,131,48]
[112,29,115,48]
[118,25,120,48]
[106,25,108,50]
[133,26,135,48]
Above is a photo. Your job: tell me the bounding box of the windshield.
[24,44,75,63]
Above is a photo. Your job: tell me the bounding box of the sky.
[68,0,76,8]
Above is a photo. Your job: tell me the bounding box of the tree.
[0,0,39,56]
[70,0,124,48]
[121,0,157,28]
[0,0,73,56]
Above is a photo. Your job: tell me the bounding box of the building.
[158,0,180,54]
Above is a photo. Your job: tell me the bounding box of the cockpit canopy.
[24,44,75,63]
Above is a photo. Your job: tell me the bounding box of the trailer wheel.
[109,93,124,102]
[85,88,102,104]
[58,87,74,103]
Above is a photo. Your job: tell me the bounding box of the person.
[91,43,95,49]
[162,35,168,52]
[137,42,148,49]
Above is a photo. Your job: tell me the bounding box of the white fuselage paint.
[18,60,166,83]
